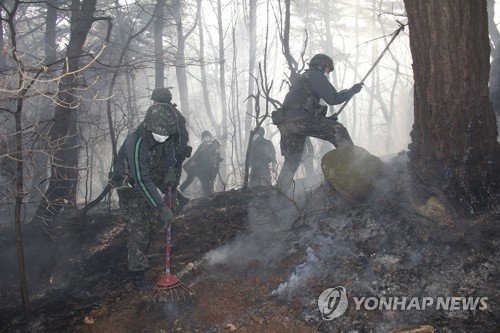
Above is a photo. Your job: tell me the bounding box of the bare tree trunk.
[230,26,242,176]
[124,70,135,128]
[0,6,5,69]
[197,8,219,135]
[173,0,200,120]
[281,0,298,81]
[28,0,58,217]
[35,0,97,220]
[173,0,189,115]
[350,0,360,136]
[5,0,31,315]
[14,102,30,316]
[404,0,499,214]
[45,0,57,64]
[244,0,257,146]
[154,0,166,89]
[130,73,138,124]
[216,0,228,181]
[366,16,377,151]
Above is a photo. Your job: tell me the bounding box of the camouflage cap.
[143,104,178,136]
[151,87,173,103]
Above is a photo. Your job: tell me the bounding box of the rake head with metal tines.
[148,273,195,301]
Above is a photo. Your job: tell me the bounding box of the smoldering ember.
[0,0,499,332]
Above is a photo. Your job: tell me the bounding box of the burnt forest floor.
[0,168,499,332]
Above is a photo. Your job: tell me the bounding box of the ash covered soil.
[1,161,499,332]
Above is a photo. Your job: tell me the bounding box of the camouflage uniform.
[276,54,362,193]
[112,95,185,272]
[122,193,158,271]
[249,128,277,188]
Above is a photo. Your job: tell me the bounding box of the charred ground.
[0,160,499,332]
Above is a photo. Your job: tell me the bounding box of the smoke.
[203,170,343,267]
[203,191,302,268]
[271,246,320,296]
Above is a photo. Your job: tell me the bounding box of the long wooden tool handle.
[165,187,172,273]
[332,23,406,119]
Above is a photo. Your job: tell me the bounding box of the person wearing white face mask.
[152,132,169,143]
[109,87,191,288]
[274,54,364,194]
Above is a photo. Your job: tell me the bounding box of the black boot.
[173,190,190,213]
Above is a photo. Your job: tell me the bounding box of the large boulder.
[321,145,384,204]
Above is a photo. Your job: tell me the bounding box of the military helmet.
[256,127,265,136]
[151,87,172,103]
[309,54,334,70]
[201,130,212,139]
[143,104,178,136]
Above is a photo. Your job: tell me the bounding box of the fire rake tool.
[330,21,406,120]
[149,187,195,301]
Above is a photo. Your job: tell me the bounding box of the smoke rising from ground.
[203,191,301,268]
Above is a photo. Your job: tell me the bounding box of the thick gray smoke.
[202,176,331,269]
[203,192,301,268]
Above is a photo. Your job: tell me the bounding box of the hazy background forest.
[1,0,499,226]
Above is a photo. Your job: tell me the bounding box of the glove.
[158,204,174,225]
[351,82,364,94]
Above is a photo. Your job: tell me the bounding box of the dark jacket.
[113,124,176,209]
[172,108,190,166]
[249,137,276,170]
[283,67,354,118]
[183,140,221,180]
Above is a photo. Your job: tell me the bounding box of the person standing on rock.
[110,88,189,287]
[248,127,277,188]
[275,54,363,193]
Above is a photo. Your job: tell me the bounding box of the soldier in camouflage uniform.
[276,54,364,193]
[111,88,190,284]
[248,127,277,188]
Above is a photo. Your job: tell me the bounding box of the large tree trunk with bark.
[404,0,499,214]
[487,0,500,129]
[34,0,97,220]
[45,0,57,64]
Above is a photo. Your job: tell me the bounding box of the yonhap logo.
[318,286,348,320]
[316,286,489,320]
